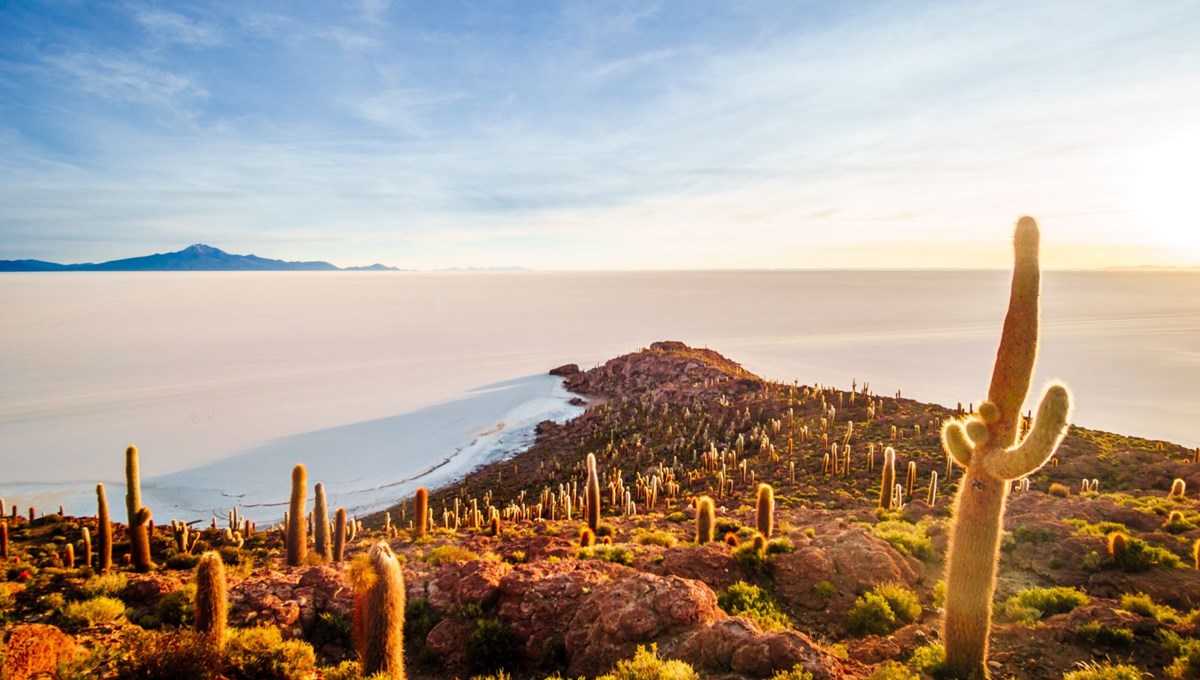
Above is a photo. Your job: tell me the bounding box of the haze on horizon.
[2,1,1199,271]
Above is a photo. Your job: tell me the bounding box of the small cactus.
[579,526,596,548]
[414,487,429,539]
[194,551,228,648]
[1107,531,1128,562]
[287,464,308,566]
[755,483,774,538]
[489,515,501,538]
[82,528,92,568]
[0,521,7,560]
[695,495,715,544]
[354,542,406,678]
[1169,478,1186,499]
[927,471,939,506]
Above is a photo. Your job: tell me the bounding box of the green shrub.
[907,642,945,676]
[61,596,125,629]
[80,572,128,598]
[1062,661,1145,680]
[114,629,223,680]
[1002,586,1088,623]
[424,545,479,566]
[466,618,516,674]
[1108,536,1182,572]
[731,541,770,573]
[1160,631,1200,679]
[872,583,920,624]
[224,626,316,680]
[312,611,353,648]
[596,644,699,680]
[666,512,688,523]
[932,580,946,609]
[866,661,919,680]
[634,529,677,548]
[405,598,439,652]
[578,545,633,565]
[872,521,933,560]
[717,581,790,631]
[321,661,364,680]
[846,593,896,636]
[156,584,196,627]
[165,553,202,570]
[814,581,836,600]
[770,666,814,680]
[766,537,795,555]
[1075,621,1134,646]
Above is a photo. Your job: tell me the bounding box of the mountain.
[0,244,400,272]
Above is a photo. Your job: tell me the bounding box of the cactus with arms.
[940,217,1073,678]
[125,446,153,572]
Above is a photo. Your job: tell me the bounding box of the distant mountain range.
[0,244,401,272]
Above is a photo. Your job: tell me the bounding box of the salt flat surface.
[1,270,1197,523]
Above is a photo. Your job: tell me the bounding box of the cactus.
[927,471,939,506]
[489,515,501,538]
[82,527,92,568]
[940,217,1073,679]
[414,487,429,539]
[125,446,153,572]
[64,543,75,569]
[1169,478,1186,499]
[287,464,308,566]
[354,542,406,678]
[586,453,601,533]
[579,526,596,548]
[0,521,7,560]
[1107,531,1128,562]
[695,495,715,544]
[755,483,774,538]
[1193,538,1199,570]
[879,447,896,509]
[313,482,331,562]
[905,461,917,500]
[194,551,228,648]
[334,508,347,563]
[96,484,112,572]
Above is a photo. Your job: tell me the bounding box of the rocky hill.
[1,341,1198,679]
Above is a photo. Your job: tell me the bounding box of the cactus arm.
[941,421,974,467]
[983,383,1072,481]
[986,217,1041,446]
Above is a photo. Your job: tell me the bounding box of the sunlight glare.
[1126,128,1200,261]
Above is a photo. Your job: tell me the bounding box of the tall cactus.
[125,446,153,572]
[313,482,331,562]
[287,464,308,566]
[585,453,601,533]
[413,487,429,539]
[879,447,896,509]
[194,551,228,648]
[96,484,112,572]
[334,507,347,563]
[755,483,774,538]
[695,495,715,544]
[940,217,1073,678]
[354,542,406,678]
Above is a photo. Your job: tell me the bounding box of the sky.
[1,0,1199,270]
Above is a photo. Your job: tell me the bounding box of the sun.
[1125,128,1200,262]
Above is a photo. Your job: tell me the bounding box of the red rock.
[427,559,512,612]
[0,624,76,680]
[674,616,762,671]
[496,559,628,664]
[549,363,580,377]
[653,542,741,592]
[120,573,183,609]
[564,572,723,677]
[730,629,863,679]
[424,617,477,670]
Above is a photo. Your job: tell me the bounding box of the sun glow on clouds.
[1,1,1199,269]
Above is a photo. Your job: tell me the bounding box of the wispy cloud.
[41,52,206,105]
[133,7,221,47]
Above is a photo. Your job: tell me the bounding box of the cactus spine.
[287,464,308,566]
[313,482,331,562]
[586,453,601,533]
[125,446,153,572]
[194,551,228,648]
[414,487,429,539]
[940,217,1073,679]
[355,542,406,678]
[334,508,347,563]
[96,484,112,572]
[755,483,774,538]
[879,447,896,509]
[695,495,715,544]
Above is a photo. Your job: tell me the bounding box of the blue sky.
[2,0,1199,269]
